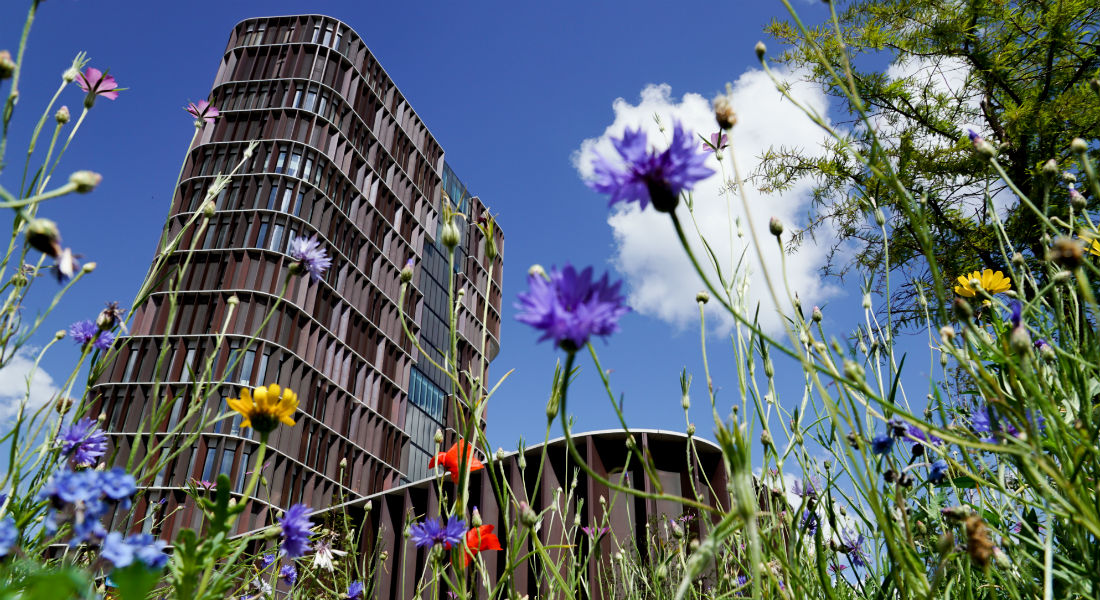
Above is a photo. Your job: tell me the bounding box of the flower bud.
[55,105,70,124]
[228,294,240,306]
[713,94,737,130]
[433,428,444,445]
[528,264,546,279]
[1010,326,1032,353]
[1070,137,1088,155]
[695,290,709,304]
[201,199,216,218]
[495,447,506,461]
[546,391,559,420]
[440,220,461,249]
[82,262,96,273]
[519,502,539,528]
[681,391,690,411]
[1070,187,1087,210]
[1041,158,1058,177]
[843,359,864,381]
[967,130,996,159]
[69,170,102,193]
[686,423,695,436]
[874,208,886,226]
[939,325,955,342]
[1091,78,1100,93]
[768,217,784,237]
[1011,252,1024,266]
[26,218,62,257]
[339,457,347,470]
[400,258,414,283]
[517,453,526,470]
[953,298,973,320]
[0,51,14,79]
[862,293,872,310]
[760,430,773,447]
[755,41,767,60]
[96,301,123,331]
[811,305,823,322]
[471,507,482,527]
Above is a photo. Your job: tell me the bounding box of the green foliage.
[762,0,1100,325]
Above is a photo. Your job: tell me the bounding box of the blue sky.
[0,0,944,458]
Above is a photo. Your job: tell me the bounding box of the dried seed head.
[1047,236,1085,270]
[964,514,993,569]
[713,93,738,130]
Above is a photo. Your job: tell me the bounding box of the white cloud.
[0,348,60,422]
[574,71,841,334]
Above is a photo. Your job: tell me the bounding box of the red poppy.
[458,524,502,567]
[428,440,484,481]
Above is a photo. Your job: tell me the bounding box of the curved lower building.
[89,14,504,537]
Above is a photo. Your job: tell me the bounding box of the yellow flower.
[1087,237,1100,257]
[227,383,298,434]
[954,269,1011,298]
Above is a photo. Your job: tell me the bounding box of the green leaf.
[109,564,163,600]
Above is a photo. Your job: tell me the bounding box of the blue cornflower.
[515,264,630,351]
[870,433,894,455]
[278,504,313,558]
[39,469,99,505]
[99,468,137,506]
[0,515,17,557]
[842,532,867,568]
[69,320,113,351]
[1008,301,1022,328]
[800,509,819,535]
[288,236,332,282]
[409,516,466,549]
[929,459,949,483]
[279,563,298,586]
[258,553,278,570]
[346,581,365,600]
[972,404,1045,443]
[588,122,715,213]
[58,417,109,468]
[905,424,942,447]
[101,532,134,568]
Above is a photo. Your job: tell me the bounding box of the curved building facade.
[90,15,504,536]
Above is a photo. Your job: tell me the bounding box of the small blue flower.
[128,533,169,569]
[0,515,18,557]
[58,417,109,468]
[278,504,313,558]
[99,468,137,505]
[409,516,466,548]
[800,509,819,535]
[101,532,135,568]
[279,563,297,586]
[588,123,715,212]
[258,553,278,570]
[1008,301,1022,328]
[515,264,630,351]
[68,320,114,351]
[346,581,365,600]
[870,433,894,455]
[929,459,949,483]
[842,532,868,568]
[288,236,332,282]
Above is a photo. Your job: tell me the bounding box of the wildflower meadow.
[3,0,1100,599]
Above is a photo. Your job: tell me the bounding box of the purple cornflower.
[346,581,365,600]
[185,100,220,124]
[69,320,114,351]
[258,553,278,570]
[588,122,715,213]
[792,477,819,500]
[76,67,121,107]
[408,516,466,548]
[515,264,630,351]
[277,504,313,559]
[279,563,298,586]
[1034,338,1050,350]
[841,532,867,568]
[929,459,949,483]
[905,424,942,457]
[870,433,894,455]
[702,132,728,151]
[288,235,332,282]
[972,404,1045,443]
[58,417,108,468]
[581,526,610,538]
[0,516,17,557]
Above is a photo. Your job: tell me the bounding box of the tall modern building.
[90,15,504,536]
